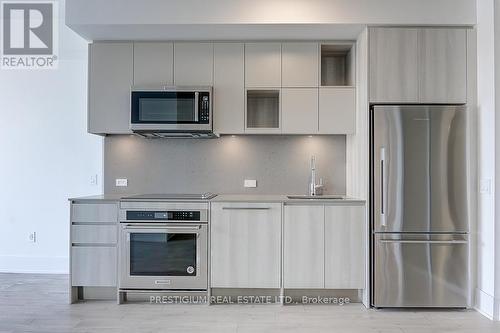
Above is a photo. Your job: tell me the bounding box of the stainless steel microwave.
[130,86,213,136]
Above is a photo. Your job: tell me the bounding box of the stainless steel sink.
[286,195,345,200]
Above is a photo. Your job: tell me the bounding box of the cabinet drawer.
[71,203,117,223]
[71,225,117,245]
[71,246,117,287]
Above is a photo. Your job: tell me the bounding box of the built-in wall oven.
[130,86,213,137]
[119,201,208,290]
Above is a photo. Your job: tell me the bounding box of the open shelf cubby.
[246,90,280,129]
[321,44,355,86]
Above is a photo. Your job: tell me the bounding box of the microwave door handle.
[194,92,199,122]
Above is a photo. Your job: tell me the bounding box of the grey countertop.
[212,194,365,204]
[68,194,124,202]
[69,193,365,204]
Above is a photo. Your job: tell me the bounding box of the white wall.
[0,0,103,274]
[476,0,500,320]
[495,0,500,320]
[65,0,476,41]
[66,0,476,25]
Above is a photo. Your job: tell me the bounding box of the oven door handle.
[124,225,202,231]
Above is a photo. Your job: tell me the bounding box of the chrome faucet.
[309,156,324,196]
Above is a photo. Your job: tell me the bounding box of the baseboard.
[475,288,495,320]
[495,300,500,321]
[0,255,68,274]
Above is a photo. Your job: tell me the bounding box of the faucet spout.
[309,156,322,196]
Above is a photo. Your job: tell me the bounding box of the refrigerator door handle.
[380,147,386,227]
[379,240,468,244]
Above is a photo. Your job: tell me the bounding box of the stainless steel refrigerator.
[371,105,469,308]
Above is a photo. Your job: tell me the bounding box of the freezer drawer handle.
[380,240,467,244]
[380,147,386,227]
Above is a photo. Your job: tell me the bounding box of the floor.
[0,273,499,333]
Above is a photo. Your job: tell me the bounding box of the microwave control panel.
[199,92,210,124]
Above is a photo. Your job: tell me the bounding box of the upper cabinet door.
[369,28,419,103]
[133,42,173,86]
[319,87,356,134]
[88,43,133,134]
[245,43,281,87]
[174,43,213,86]
[282,88,318,134]
[213,43,245,134]
[419,29,467,104]
[282,43,319,87]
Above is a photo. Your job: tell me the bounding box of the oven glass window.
[130,233,197,276]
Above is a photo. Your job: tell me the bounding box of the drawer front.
[211,202,282,288]
[72,225,117,245]
[71,246,117,287]
[72,203,118,223]
[374,234,468,307]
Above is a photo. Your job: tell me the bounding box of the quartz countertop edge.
[69,194,366,204]
[68,194,124,202]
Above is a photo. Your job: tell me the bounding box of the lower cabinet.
[324,205,365,289]
[71,246,117,287]
[283,205,324,288]
[70,201,118,300]
[284,204,365,289]
[210,202,281,288]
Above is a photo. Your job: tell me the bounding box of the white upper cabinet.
[213,43,245,134]
[88,43,133,134]
[369,28,419,103]
[133,42,173,86]
[174,43,213,86]
[245,43,281,87]
[319,87,356,134]
[210,202,281,289]
[282,43,319,87]
[283,205,325,289]
[369,27,467,104]
[282,88,318,134]
[324,205,365,289]
[419,28,467,104]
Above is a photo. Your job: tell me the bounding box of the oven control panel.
[126,210,201,221]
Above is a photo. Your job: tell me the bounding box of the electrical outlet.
[116,178,128,187]
[244,179,257,188]
[29,232,36,243]
[90,174,98,186]
[480,179,492,195]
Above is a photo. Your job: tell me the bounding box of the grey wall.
[104,135,346,195]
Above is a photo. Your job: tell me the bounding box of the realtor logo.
[1,1,58,69]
